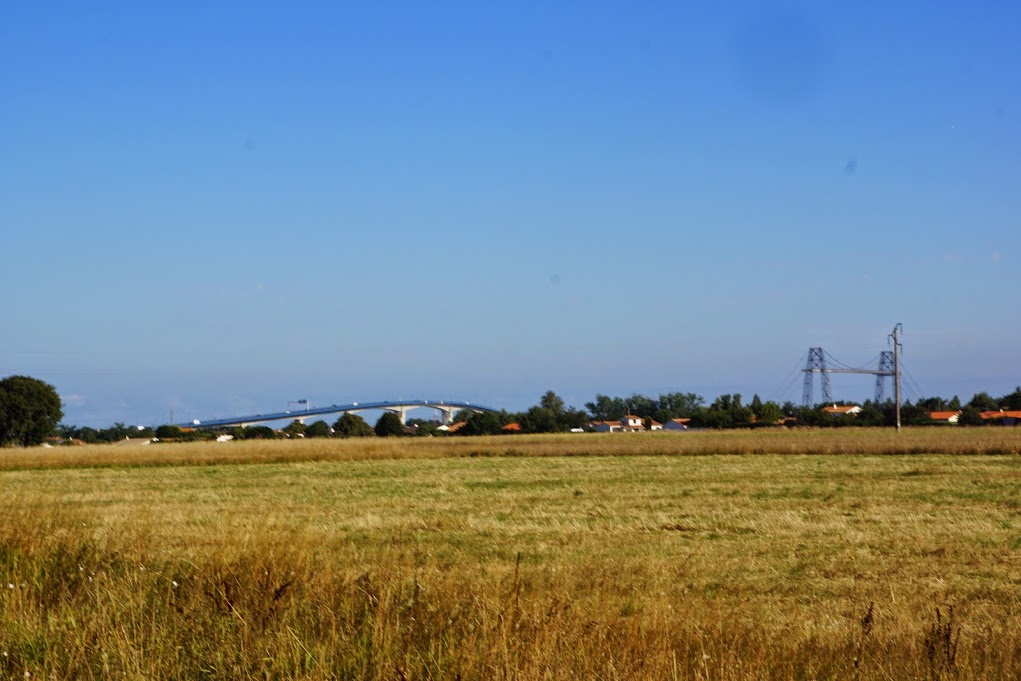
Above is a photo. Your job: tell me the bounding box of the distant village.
[47,386,1021,445]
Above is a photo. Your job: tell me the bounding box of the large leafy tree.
[305,420,332,438]
[540,391,565,418]
[585,394,627,421]
[457,410,509,436]
[333,413,374,438]
[1001,387,1021,411]
[282,420,308,437]
[374,412,405,437]
[538,390,588,431]
[968,392,1000,412]
[0,375,63,447]
[520,406,558,433]
[155,425,183,440]
[691,394,752,428]
[958,406,984,426]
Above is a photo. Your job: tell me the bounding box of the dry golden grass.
[2,429,1021,679]
[4,426,1020,471]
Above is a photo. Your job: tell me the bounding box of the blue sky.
[2,2,1019,426]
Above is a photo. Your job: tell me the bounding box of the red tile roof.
[929,411,961,421]
[981,410,1021,420]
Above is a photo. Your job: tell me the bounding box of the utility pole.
[890,323,903,431]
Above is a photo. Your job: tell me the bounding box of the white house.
[589,416,646,432]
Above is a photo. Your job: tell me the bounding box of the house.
[662,418,690,431]
[981,410,1021,425]
[590,420,622,433]
[589,415,646,433]
[501,422,522,433]
[621,415,645,431]
[929,411,961,424]
[648,419,663,431]
[823,404,862,416]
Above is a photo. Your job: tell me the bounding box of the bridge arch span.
[177,400,498,430]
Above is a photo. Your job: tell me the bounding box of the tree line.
[5,372,1021,448]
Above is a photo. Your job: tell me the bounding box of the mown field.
[2,429,1021,679]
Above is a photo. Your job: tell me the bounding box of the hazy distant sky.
[2,2,1019,426]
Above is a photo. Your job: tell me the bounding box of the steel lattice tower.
[802,347,832,407]
[874,351,895,402]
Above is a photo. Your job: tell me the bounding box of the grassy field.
[2,429,1021,679]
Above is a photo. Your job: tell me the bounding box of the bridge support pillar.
[385,407,409,425]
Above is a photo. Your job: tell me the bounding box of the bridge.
[175,400,499,430]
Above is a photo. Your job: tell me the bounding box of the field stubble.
[2,429,1021,679]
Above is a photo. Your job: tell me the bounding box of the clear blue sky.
[2,2,1019,426]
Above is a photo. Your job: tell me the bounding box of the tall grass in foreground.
[3,427,1020,471]
[4,508,1021,680]
[3,434,1021,679]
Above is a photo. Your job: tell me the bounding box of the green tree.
[538,391,589,431]
[900,402,934,426]
[77,426,101,443]
[657,392,705,419]
[406,418,440,436]
[374,412,405,437]
[155,425,184,440]
[333,413,374,438]
[856,404,885,426]
[560,407,589,430]
[305,420,332,438]
[97,422,131,442]
[692,394,753,429]
[968,392,999,412]
[231,425,278,440]
[453,409,479,423]
[540,391,565,418]
[1000,387,1021,410]
[458,410,509,436]
[133,426,156,439]
[958,406,984,426]
[0,375,63,447]
[754,400,784,425]
[520,406,558,433]
[585,395,626,421]
[625,394,657,420]
[282,420,308,437]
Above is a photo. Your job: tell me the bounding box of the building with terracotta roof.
[589,415,646,432]
[929,411,962,424]
[662,418,691,431]
[589,420,622,433]
[980,410,1021,425]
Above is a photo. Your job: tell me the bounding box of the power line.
[824,350,880,372]
[802,330,902,408]
[772,353,808,404]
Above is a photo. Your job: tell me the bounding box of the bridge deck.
[175,400,497,429]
